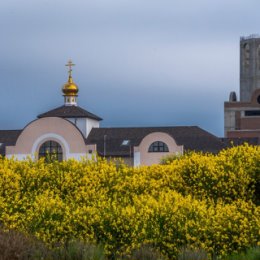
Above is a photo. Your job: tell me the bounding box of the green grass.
[223,246,260,260]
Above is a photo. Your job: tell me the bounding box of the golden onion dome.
[62,75,79,96]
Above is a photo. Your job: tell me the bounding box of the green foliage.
[160,153,182,165]
[223,246,260,260]
[51,241,106,260]
[177,246,208,260]
[121,244,166,260]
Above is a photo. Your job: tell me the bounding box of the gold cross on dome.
[65,59,75,77]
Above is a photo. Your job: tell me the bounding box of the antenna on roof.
[104,135,107,157]
[121,140,132,159]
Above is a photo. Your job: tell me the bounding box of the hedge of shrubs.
[0,144,259,259]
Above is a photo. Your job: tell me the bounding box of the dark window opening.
[245,110,260,116]
[257,95,260,104]
[148,141,169,153]
[39,140,63,162]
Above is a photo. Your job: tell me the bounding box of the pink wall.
[135,132,183,166]
[6,117,87,159]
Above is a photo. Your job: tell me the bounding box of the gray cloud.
[0,0,260,136]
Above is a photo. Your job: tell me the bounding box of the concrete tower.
[224,35,260,140]
[240,35,260,101]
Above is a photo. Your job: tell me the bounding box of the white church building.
[0,61,224,166]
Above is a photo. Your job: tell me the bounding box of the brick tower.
[224,35,260,140]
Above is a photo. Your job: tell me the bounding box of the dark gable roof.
[86,126,225,156]
[37,105,102,121]
[0,130,22,156]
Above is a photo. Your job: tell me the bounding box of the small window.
[148,141,169,153]
[121,140,130,146]
[39,140,63,162]
[245,110,260,116]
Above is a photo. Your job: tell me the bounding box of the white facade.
[67,118,100,138]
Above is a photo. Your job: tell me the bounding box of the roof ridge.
[37,105,102,121]
[0,129,22,132]
[97,126,198,129]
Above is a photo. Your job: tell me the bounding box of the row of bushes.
[160,143,259,203]
[1,227,260,260]
[0,144,259,259]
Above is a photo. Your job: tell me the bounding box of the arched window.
[148,141,169,152]
[38,140,63,162]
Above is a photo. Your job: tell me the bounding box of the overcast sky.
[1,0,260,136]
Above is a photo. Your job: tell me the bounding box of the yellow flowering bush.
[0,144,259,259]
[163,144,260,203]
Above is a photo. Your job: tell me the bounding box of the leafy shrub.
[0,144,259,259]
[160,153,182,165]
[120,244,166,260]
[177,246,208,260]
[0,226,49,260]
[51,241,106,260]
[223,246,260,260]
